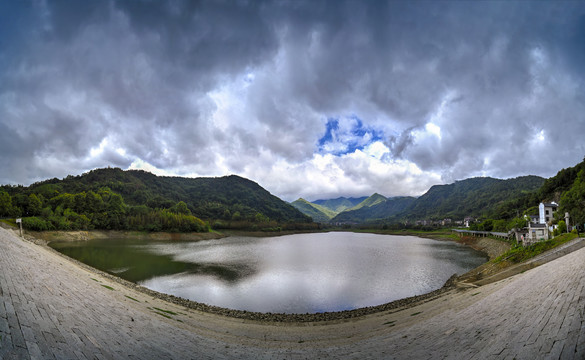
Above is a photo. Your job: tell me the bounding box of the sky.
[1,0,585,202]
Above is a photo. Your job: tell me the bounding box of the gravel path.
[1,227,584,359]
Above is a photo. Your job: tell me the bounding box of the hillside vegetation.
[290,199,337,223]
[396,175,545,221]
[0,168,314,232]
[3,158,585,232]
[312,196,367,213]
[293,176,545,225]
[332,196,416,223]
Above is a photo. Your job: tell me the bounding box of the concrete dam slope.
[0,227,583,359]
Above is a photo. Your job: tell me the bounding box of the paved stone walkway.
[1,227,584,359]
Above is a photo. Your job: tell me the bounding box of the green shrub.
[22,217,53,231]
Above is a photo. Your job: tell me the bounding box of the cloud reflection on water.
[139,232,487,313]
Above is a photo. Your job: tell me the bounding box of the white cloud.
[1,0,585,201]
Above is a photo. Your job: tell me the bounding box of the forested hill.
[392,175,545,221]
[312,196,368,213]
[0,168,313,232]
[331,196,416,223]
[294,176,544,224]
[290,198,337,223]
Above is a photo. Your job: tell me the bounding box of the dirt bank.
[452,235,512,260]
[29,229,225,243]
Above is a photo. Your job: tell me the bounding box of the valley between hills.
[1,157,584,234]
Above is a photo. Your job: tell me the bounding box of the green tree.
[557,220,567,235]
[107,193,126,214]
[559,169,585,229]
[508,217,528,231]
[254,212,269,223]
[492,219,507,232]
[476,219,493,231]
[85,191,104,213]
[28,194,43,216]
[171,201,191,215]
[0,191,16,217]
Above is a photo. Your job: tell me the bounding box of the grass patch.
[0,219,17,227]
[493,232,577,264]
[101,284,115,290]
[383,320,396,325]
[153,307,178,315]
[471,292,481,296]
[410,312,422,316]
[91,278,100,282]
[125,295,140,302]
[153,311,172,319]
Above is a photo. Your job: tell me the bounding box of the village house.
[522,202,558,246]
[539,202,558,225]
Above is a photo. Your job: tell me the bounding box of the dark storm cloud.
[1,0,585,200]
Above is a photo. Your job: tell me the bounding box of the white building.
[521,202,558,246]
[539,202,558,225]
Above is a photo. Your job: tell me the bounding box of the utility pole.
[565,212,570,233]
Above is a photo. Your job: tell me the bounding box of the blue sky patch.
[318,116,384,156]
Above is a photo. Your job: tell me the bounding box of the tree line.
[0,188,208,232]
[0,167,315,232]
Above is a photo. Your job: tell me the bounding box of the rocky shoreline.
[29,229,509,323]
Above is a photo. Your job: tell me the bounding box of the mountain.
[298,175,545,224]
[294,193,414,224]
[540,158,585,227]
[332,196,416,223]
[393,175,545,221]
[312,196,368,213]
[345,193,387,211]
[0,167,312,231]
[290,198,337,223]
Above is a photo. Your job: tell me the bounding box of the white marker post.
[15,218,22,238]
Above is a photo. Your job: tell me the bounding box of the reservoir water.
[50,232,487,314]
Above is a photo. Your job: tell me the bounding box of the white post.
[565,212,570,233]
[16,218,22,237]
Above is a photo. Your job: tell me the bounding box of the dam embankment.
[1,227,584,359]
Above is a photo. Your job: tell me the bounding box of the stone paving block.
[73,349,89,360]
[0,315,9,335]
[548,339,565,359]
[6,317,26,350]
[19,324,36,344]
[29,329,53,359]
[25,340,43,360]
[3,346,31,360]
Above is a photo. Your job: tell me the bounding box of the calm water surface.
[50,232,487,313]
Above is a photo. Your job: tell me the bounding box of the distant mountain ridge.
[5,158,585,230]
[292,193,415,224]
[289,198,337,223]
[293,175,545,224]
[331,196,416,223]
[312,196,368,213]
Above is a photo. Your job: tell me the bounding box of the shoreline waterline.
[33,229,504,322]
[4,225,584,358]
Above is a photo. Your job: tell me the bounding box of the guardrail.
[451,229,514,240]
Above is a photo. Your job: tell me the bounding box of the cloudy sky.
[1,1,585,201]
